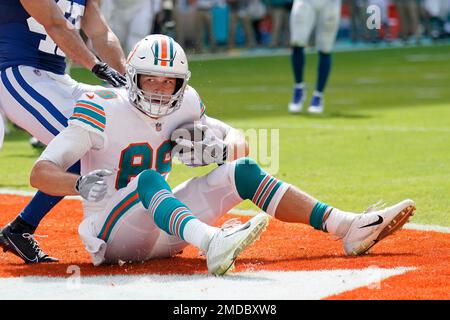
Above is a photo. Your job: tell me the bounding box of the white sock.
[183,219,218,252]
[323,209,358,238]
[313,90,323,98]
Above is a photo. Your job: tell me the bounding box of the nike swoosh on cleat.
[4,234,38,262]
[359,215,384,229]
[224,223,251,237]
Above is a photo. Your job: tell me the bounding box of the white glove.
[75,169,113,202]
[174,123,228,167]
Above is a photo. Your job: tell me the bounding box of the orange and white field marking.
[0,194,449,300]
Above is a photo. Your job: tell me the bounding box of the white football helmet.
[126,34,191,118]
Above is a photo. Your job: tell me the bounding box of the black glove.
[91,62,126,87]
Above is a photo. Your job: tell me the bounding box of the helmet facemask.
[126,35,191,119]
[128,67,189,118]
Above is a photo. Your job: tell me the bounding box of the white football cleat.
[288,84,305,113]
[307,91,324,114]
[343,199,416,256]
[206,213,269,276]
[288,102,303,113]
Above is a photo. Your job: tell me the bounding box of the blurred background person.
[101,0,157,54]
[368,0,393,43]
[247,0,268,46]
[288,0,342,114]
[192,0,218,53]
[393,0,421,44]
[347,0,369,43]
[152,0,177,38]
[267,0,293,48]
[227,0,256,50]
[174,0,195,49]
[423,0,450,40]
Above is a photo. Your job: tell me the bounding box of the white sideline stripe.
[0,188,80,200]
[70,41,449,64]
[229,208,450,233]
[0,268,414,300]
[1,189,448,233]
[403,223,450,233]
[233,123,450,133]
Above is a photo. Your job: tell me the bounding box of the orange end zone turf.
[0,194,449,299]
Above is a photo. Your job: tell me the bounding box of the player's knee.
[137,169,171,208]
[137,169,169,191]
[234,157,266,200]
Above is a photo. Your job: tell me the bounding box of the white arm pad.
[37,124,103,170]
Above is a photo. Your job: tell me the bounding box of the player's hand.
[174,123,227,167]
[91,62,126,87]
[75,169,113,202]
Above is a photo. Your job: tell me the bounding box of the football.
[170,122,205,148]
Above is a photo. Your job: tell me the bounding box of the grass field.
[1,44,449,226]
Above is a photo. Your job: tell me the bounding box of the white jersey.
[67,85,205,216]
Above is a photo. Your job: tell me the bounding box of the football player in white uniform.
[30,35,416,275]
[288,0,342,114]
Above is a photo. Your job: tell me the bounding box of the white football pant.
[290,0,342,52]
[79,162,245,265]
[0,66,100,146]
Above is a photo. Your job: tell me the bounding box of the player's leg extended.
[289,0,315,113]
[308,0,341,114]
[79,170,205,266]
[233,157,415,255]
[138,162,260,261]
[86,169,268,275]
[173,159,341,232]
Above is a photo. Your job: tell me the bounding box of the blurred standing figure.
[193,0,218,53]
[393,0,421,43]
[288,0,341,114]
[423,0,450,39]
[152,0,176,37]
[227,0,256,49]
[174,0,193,48]
[101,0,157,54]
[247,0,267,46]
[347,0,369,43]
[368,0,392,42]
[267,0,293,48]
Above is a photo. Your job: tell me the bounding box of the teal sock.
[234,157,285,212]
[137,170,196,240]
[309,202,332,231]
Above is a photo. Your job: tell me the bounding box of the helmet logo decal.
[152,37,176,67]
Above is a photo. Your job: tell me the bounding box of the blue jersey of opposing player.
[0,0,86,75]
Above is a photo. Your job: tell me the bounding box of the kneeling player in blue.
[29,35,416,274]
[0,0,127,263]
